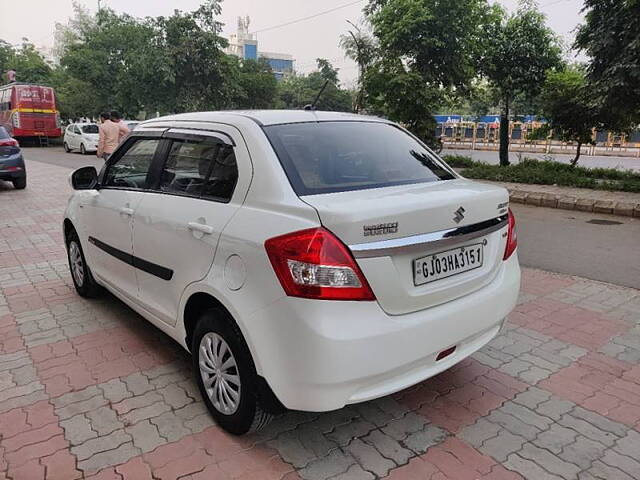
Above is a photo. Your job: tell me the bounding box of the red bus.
[0,83,62,138]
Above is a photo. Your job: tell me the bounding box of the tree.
[234,58,278,109]
[276,60,353,112]
[575,0,640,131]
[60,9,160,116]
[3,41,52,84]
[340,21,377,112]
[483,1,561,165]
[364,0,498,143]
[153,1,240,113]
[539,67,598,166]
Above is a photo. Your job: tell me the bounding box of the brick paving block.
[98,378,131,404]
[362,429,413,466]
[479,430,526,463]
[115,455,154,480]
[557,414,619,447]
[60,414,97,446]
[330,464,375,480]
[582,461,636,480]
[532,424,577,454]
[85,406,122,437]
[558,436,607,470]
[158,383,192,409]
[599,449,640,478]
[503,454,563,480]
[267,426,338,469]
[297,449,356,480]
[78,442,141,475]
[125,419,165,453]
[40,449,82,480]
[380,412,429,441]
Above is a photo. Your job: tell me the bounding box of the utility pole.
[97,0,102,12]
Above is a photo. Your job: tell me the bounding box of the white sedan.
[63,110,520,435]
[63,123,99,154]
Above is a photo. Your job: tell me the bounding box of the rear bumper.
[0,153,26,180]
[246,254,521,411]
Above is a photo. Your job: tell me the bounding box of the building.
[226,16,294,80]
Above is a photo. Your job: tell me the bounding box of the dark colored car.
[0,126,26,189]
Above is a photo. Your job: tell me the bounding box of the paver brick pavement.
[0,158,639,478]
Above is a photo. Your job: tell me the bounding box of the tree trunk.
[499,96,510,166]
[571,141,582,166]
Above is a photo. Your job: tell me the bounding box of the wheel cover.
[69,241,84,287]
[199,332,241,415]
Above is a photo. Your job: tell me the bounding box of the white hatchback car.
[63,123,100,154]
[64,110,520,434]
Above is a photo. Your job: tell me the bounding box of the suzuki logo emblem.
[453,206,466,223]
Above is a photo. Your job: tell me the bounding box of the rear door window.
[159,138,238,202]
[264,122,455,195]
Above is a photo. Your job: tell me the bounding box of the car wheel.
[12,177,26,190]
[192,308,273,435]
[64,142,71,153]
[66,229,101,298]
[80,143,87,155]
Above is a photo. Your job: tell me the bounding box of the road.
[511,204,640,289]
[20,146,640,289]
[444,148,640,171]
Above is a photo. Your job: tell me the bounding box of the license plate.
[413,243,483,286]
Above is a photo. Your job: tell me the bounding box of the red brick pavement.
[0,158,638,479]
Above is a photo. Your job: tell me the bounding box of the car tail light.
[503,208,517,260]
[55,113,61,129]
[0,138,19,147]
[12,112,20,128]
[265,227,376,301]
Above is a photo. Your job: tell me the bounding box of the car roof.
[144,110,391,127]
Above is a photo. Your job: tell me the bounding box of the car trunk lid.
[301,179,510,314]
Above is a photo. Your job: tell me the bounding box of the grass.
[441,155,640,193]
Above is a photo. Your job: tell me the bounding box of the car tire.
[80,143,87,155]
[192,308,273,435]
[64,142,71,153]
[66,229,101,298]
[12,177,26,190]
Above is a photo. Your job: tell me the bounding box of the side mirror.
[70,166,98,190]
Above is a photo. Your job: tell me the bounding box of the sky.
[0,0,586,85]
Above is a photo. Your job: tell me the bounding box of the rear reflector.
[436,345,457,361]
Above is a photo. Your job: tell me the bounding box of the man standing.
[110,111,130,142]
[97,112,119,161]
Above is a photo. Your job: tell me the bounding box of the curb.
[507,188,640,217]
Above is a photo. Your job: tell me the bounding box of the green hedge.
[441,155,640,193]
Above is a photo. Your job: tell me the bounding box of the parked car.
[63,110,520,435]
[63,123,99,154]
[126,121,140,131]
[0,126,26,189]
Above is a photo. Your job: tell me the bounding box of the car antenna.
[304,80,329,111]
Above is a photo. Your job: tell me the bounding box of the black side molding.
[88,237,173,281]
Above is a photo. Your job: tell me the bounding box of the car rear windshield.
[81,125,99,134]
[264,121,455,195]
[0,127,9,139]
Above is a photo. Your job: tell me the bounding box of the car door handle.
[188,222,214,235]
[119,207,134,216]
